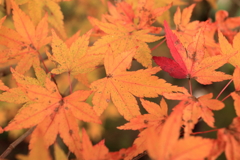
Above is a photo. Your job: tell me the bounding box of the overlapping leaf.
[0,67,100,158]
[117,98,168,159]
[216,117,240,160]
[0,0,50,74]
[153,21,232,84]
[231,67,240,116]
[147,101,185,159]
[91,48,182,120]
[104,0,172,34]
[164,88,224,133]
[47,30,103,75]
[15,0,67,38]
[215,10,240,43]
[81,128,110,160]
[146,101,214,159]
[219,30,240,67]
[88,17,161,67]
[126,0,186,25]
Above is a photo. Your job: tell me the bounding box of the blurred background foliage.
[0,0,239,159]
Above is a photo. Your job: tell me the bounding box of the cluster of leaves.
[0,0,240,159]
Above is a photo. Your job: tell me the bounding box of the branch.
[0,126,36,159]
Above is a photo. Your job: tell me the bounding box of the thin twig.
[68,71,72,94]
[215,79,233,100]
[221,93,231,102]
[191,128,220,135]
[188,78,193,95]
[0,126,36,159]
[151,38,166,51]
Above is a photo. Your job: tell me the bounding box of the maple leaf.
[147,100,185,159]
[0,67,101,158]
[118,98,168,130]
[215,10,240,43]
[218,30,240,67]
[173,4,200,46]
[103,1,134,29]
[126,0,186,25]
[216,117,240,160]
[14,0,67,39]
[153,21,232,84]
[47,30,103,76]
[231,67,240,117]
[135,0,172,33]
[174,4,198,34]
[88,17,161,67]
[117,98,168,159]
[146,101,214,159]
[170,136,215,160]
[104,0,172,34]
[81,128,110,160]
[164,88,224,131]
[90,48,182,120]
[0,0,51,74]
[173,5,218,57]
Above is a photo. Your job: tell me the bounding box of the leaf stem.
[0,126,36,159]
[188,78,193,95]
[37,50,57,85]
[191,128,220,135]
[216,79,233,99]
[151,38,166,51]
[221,93,231,102]
[68,71,72,94]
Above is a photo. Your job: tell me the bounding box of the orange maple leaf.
[147,101,214,160]
[90,48,182,120]
[231,66,240,117]
[118,98,168,130]
[216,117,240,160]
[172,4,219,57]
[215,10,240,43]
[0,0,51,74]
[88,17,162,67]
[81,128,110,160]
[13,0,67,39]
[104,0,172,34]
[126,0,186,25]
[218,30,240,67]
[164,88,224,131]
[47,30,103,76]
[117,98,168,159]
[173,4,200,46]
[147,101,185,159]
[0,67,100,158]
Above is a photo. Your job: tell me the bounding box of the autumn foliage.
[0,0,240,160]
